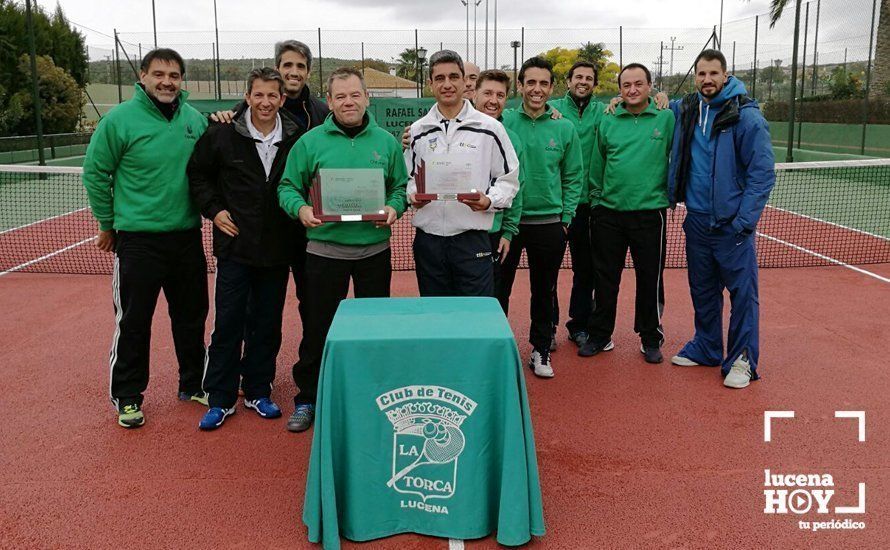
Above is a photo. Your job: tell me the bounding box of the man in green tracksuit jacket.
[578,63,675,365]
[81,49,210,429]
[472,69,525,302]
[547,61,604,349]
[278,67,408,432]
[500,56,584,379]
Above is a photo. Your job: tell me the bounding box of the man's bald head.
[463,62,481,99]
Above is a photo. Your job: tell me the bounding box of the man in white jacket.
[405,50,520,296]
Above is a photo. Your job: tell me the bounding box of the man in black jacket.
[213,40,329,314]
[188,68,306,430]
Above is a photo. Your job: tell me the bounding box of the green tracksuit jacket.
[490,127,524,241]
[82,85,208,232]
[548,93,604,205]
[278,114,408,246]
[502,104,584,224]
[589,99,675,211]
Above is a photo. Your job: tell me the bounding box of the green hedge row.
[763,99,890,124]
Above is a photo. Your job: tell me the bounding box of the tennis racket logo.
[377,385,477,504]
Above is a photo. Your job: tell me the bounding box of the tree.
[828,67,863,100]
[0,0,87,135]
[540,45,619,95]
[578,42,610,72]
[393,48,420,81]
[8,54,84,134]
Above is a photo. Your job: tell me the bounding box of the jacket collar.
[518,102,553,121]
[614,98,657,118]
[133,83,188,118]
[322,111,376,138]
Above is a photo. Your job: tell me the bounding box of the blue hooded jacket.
[667,76,775,234]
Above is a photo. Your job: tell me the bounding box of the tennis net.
[1,160,888,275]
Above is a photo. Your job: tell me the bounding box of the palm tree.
[393,48,420,81]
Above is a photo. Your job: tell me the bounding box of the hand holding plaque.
[309,168,388,222]
[414,155,481,201]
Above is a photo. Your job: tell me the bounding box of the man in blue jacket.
[667,49,775,389]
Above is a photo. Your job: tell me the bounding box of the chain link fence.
[78,0,886,155]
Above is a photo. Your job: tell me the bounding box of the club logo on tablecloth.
[376,385,477,514]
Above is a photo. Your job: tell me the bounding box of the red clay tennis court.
[1,161,889,547]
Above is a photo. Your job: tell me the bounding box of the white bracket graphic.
[834,411,866,442]
[764,411,795,442]
[835,483,866,514]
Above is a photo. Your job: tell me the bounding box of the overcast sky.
[58,0,774,44]
[48,0,876,70]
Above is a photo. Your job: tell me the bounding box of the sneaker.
[178,391,209,407]
[528,349,554,378]
[287,404,315,432]
[199,406,235,430]
[641,344,664,364]
[671,355,700,367]
[549,329,557,352]
[724,357,752,389]
[118,403,145,429]
[244,397,282,419]
[569,331,590,347]
[577,339,615,357]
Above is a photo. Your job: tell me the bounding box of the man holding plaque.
[405,50,520,297]
[188,68,303,430]
[278,67,408,432]
[499,56,584,379]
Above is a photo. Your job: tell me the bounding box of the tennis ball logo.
[376,385,477,508]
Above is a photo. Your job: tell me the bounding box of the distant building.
[362,68,420,98]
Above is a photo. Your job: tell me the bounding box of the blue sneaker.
[244,397,282,419]
[199,407,235,430]
[287,404,315,432]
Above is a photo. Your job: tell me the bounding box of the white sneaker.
[529,349,554,378]
[671,355,700,367]
[724,357,752,388]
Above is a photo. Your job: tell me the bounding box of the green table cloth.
[303,297,545,548]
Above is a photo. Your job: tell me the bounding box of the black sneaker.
[578,339,615,357]
[641,344,664,364]
[569,331,590,347]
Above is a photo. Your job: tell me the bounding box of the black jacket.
[233,85,329,132]
[188,110,306,267]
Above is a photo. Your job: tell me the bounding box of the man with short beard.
[667,49,775,389]
[82,49,210,428]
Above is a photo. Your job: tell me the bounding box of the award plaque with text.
[310,168,388,222]
[415,155,481,201]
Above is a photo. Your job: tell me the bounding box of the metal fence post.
[752,15,759,99]
[797,2,810,150]
[619,26,623,69]
[811,0,820,95]
[785,0,803,163]
[317,28,323,97]
[25,0,45,166]
[114,29,122,104]
[861,0,878,155]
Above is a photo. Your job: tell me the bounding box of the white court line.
[0,207,89,236]
[448,539,464,550]
[756,231,890,283]
[676,203,889,284]
[0,236,96,277]
[764,204,890,243]
[21,155,87,166]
